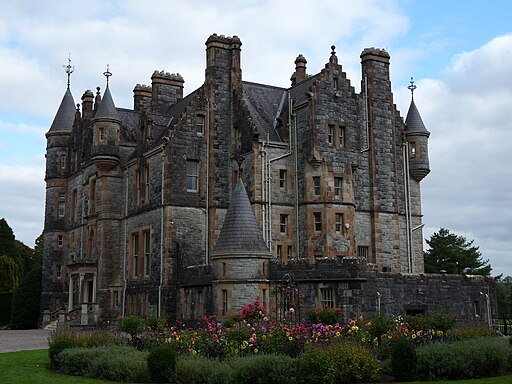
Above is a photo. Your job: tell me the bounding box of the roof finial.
[408,76,417,100]
[103,64,112,87]
[63,53,74,89]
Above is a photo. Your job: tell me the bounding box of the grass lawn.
[1,349,511,384]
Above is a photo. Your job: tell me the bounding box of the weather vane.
[408,76,417,99]
[103,64,112,86]
[63,53,74,89]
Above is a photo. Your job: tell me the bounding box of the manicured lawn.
[1,349,511,384]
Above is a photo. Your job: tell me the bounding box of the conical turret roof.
[212,179,270,255]
[94,85,120,121]
[48,88,76,133]
[405,99,430,136]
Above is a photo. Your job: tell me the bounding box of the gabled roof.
[212,178,270,255]
[405,99,430,135]
[242,81,287,142]
[95,86,120,121]
[48,88,76,134]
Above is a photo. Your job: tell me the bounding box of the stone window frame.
[335,212,343,233]
[279,214,288,234]
[334,176,342,199]
[319,285,335,308]
[409,140,418,159]
[278,168,288,191]
[313,176,321,196]
[186,159,200,193]
[327,124,334,145]
[57,234,64,248]
[130,226,152,280]
[276,244,283,259]
[325,120,346,149]
[57,192,66,218]
[59,154,67,170]
[313,212,322,232]
[195,114,205,135]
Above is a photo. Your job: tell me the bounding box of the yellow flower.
[191,350,197,355]
[411,334,417,339]
[254,348,259,353]
[335,331,341,337]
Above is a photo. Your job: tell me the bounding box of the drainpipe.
[158,146,166,317]
[205,98,210,264]
[122,169,128,316]
[403,142,412,273]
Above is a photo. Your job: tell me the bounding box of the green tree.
[0,255,19,292]
[10,263,42,329]
[424,228,491,275]
[495,275,512,315]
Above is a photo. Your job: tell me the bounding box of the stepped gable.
[212,178,269,255]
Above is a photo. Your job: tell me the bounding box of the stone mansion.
[41,34,495,328]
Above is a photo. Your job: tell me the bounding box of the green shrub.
[299,341,380,384]
[416,337,511,380]
[404,313,426,331]
[147,343,177,383]
[118,315,145,339]
[88,346,150,383]
[56,347,101,376]
[306,306,343,324]
[448,325,496,340]
[229,354,299,384]
[391,337,417,381]
[48,331,84,369]
[176,356,231,384]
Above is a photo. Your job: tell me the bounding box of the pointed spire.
[47,54,77,133]
[94,65,120,121]
[212,179,269,255]
[405,78,429,135]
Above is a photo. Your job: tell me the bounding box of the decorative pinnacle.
[63,53,74,89]
[408,76,417,99]
[233,151,245,176]
[331,45,336,55]
[103,64,112,86]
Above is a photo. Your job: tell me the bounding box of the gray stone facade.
[41,34,496,328]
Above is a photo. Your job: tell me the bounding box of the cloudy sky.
[1,1,510,276]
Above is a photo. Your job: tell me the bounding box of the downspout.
[261,143,267,243]
[158,146,166,317]
[403,142,412,273]
[122,169,128,316]
[293,109,299,258]
[205,97,210,264]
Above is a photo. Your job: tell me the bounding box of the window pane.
[186,161,199,191]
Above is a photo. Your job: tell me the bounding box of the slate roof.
[117,108,140,142]
[405,99,429,135]
[95,86,120,121]
[242,81,287,142]
[290,75,317,105]
[48,88,76,133]
[212,178,270,255]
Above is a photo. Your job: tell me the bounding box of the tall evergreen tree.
[0,255,19,292]
[10,263,42,329]
[424,228,491,275]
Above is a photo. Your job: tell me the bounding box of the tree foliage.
[495,275,512,315]
[424,228,491,276]
[10,262,42,329]
[0,255,19,292]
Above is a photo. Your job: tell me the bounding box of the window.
[57,235,64,247]
[222,262,227,277]
[333,77,338,89]
[410,142,417,157]
[186,160,199,192]
[140,164,149,204]
[335,213,343,233]
[99,127,105,143]
[313,176,321,196]
[58,193,65,218]
[320,287,334,308]
[357,246,369,260]
[276,244,282,258]
[196,114,205,135]
[222,290,228,316]
[279,169,287,190]
[132,233,139,278]
[113,290,120,308]
[334,177,342,198]
[287,245,293,258]
[143,230,151,277]
[56,264,62,279]
[327,124,334,145]
[262,289,267,309]
[314,212,322,232]
[338,126,345,147]
[60,154,66,170]
[87,228,95,260]
[280,214,288,234]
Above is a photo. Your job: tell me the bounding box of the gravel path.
[0,329,50,353]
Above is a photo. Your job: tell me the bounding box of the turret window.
[98,127,106,143]
[314,212,322,232]
[313,176,321,196]
[410,142,417,158]
[60,154,67,170]
[334,177,342,198]
[335,213,343,233]
[58,193,66,218]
